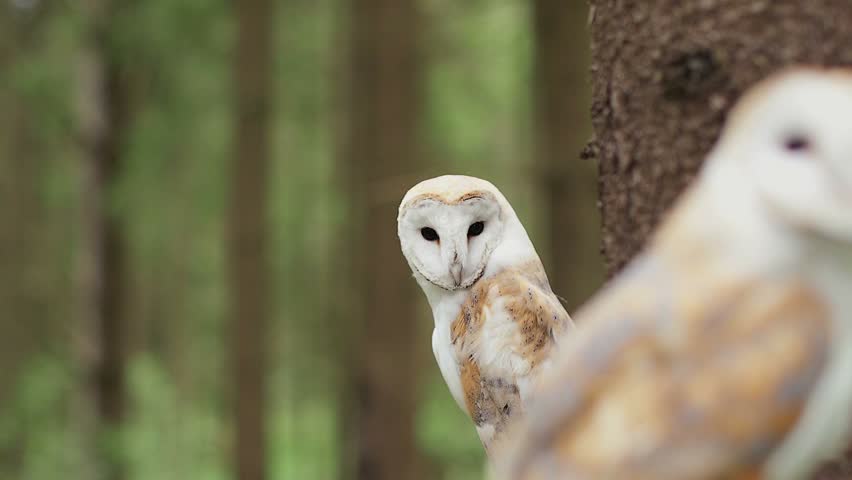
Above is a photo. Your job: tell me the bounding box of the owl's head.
[713,68,852,242]
[398,175,533,291]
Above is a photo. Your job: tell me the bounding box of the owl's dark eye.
[784,134,811,153]
[421,227,439,241]
[467,221,485,237]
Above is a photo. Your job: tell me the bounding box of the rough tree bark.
[342,0,425,479]
[228,0,273,479]
[590,0,852,275]
[75,0,130,478]
[589,1,852,477]
[532,0,603,311]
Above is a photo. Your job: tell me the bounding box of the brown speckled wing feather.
[451,261,573,452]
[505,255,830,480]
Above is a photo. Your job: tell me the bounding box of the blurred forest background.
[0,0,601,479]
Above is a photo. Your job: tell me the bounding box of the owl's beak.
[450,258,463,286]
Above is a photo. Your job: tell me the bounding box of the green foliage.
[124,356,227,480]
[418,377,486,479]
[0,357,84,480]
[271,395,339,479]
[424,0,532,166]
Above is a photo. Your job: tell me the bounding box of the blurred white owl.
[500,68,852,480]
[397,175,573,455]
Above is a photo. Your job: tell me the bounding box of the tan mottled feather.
[452,260,572,450]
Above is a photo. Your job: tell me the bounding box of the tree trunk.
[589,1,852,477]
[590,0,852,275]
[532,0,603,311]
[342,1,424,479]
[0,4,46,412]
[75,0,129,478]
[228,0,273,479]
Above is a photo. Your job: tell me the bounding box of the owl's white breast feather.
[432,313,466,412]
[432,260,571,452]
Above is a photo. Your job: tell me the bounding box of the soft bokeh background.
[0,0,601,479]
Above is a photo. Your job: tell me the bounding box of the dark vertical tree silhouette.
[75,0,131,479]
[228,0,273,478]
[342,0,425,479]
[532,0,603,311]
[589,1,852,477]
[0,0,46,410]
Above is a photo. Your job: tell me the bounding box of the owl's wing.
[451,261,573,453]
[502,255,830,480]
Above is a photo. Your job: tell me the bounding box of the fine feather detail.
[397,174,575,459]
[451,260,573,452]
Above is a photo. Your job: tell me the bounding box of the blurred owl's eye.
[784,134,811,153]
[421,227,439,241]
[467,221,485,237]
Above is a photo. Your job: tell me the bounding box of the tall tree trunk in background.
[76,0,130,479]
[228,0,273,478]
[589,1,852,477]
[0,4,43,413]
[342,1,424,479]
[532,0,603,311]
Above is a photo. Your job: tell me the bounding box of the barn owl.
[499,68,852,480]
[397,175,573,455]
